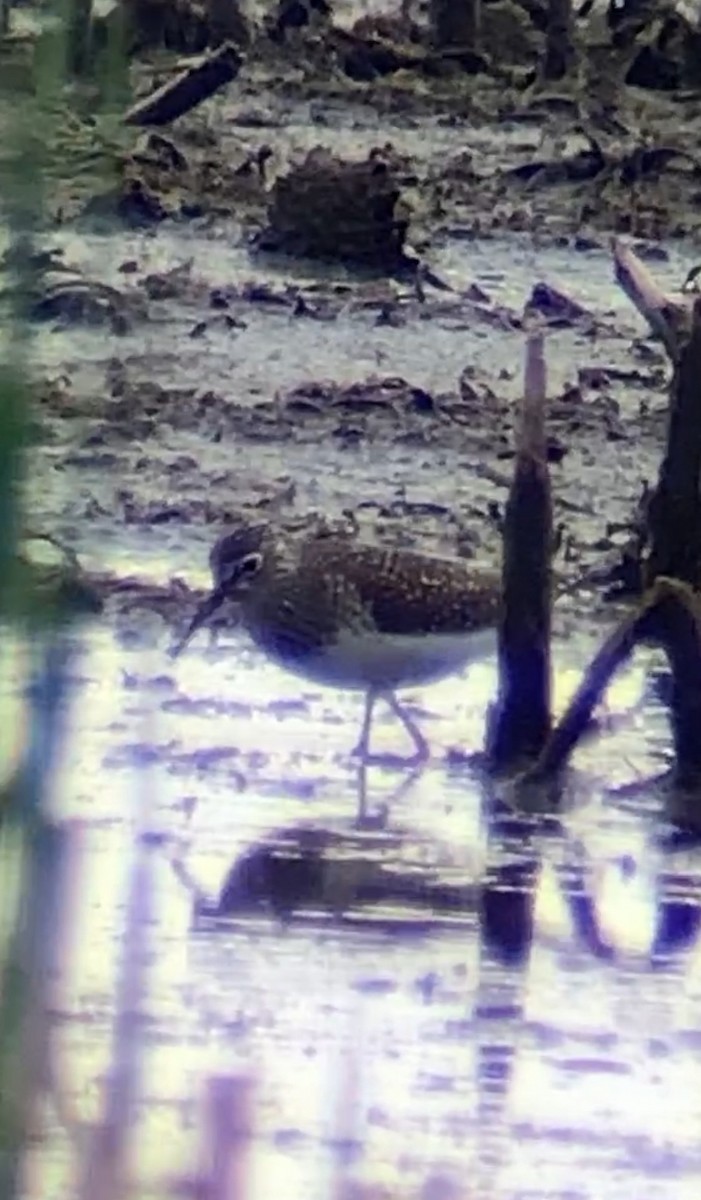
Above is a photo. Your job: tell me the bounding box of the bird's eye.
[239,552,262,577]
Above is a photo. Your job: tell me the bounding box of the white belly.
[280,626,499,690]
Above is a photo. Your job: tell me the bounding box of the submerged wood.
[486,332,552,769]
[123,42,242,127]
[522,595,649,780]
[646,296,701,588]
[524,578,701,788]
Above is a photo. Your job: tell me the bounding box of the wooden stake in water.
[487,331,553,770]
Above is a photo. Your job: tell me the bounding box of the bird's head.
[170,523,268,658]
[209,523,268,595]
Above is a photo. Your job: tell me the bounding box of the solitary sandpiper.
[172,522,502,820]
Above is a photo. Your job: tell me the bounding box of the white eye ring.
[239,552,262,576]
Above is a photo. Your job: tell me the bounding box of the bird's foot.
[353,804,390,832]
[351,748,430,771]
[371,750,429,770]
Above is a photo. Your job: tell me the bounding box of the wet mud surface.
[6,2,701,1197]
[27,228,684,642]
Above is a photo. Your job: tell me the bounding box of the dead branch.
[123,42,242,127]
[486,332,552,770]
[612,236,692,362]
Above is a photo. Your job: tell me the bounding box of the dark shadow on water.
[652,895,701,962]
[474,812,538,1184]
[479,859,537,967]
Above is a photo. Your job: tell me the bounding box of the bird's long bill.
[169,585,227,659]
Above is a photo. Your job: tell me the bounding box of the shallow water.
[12,600,699,1200]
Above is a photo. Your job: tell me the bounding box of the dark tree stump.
[256,149,410,271]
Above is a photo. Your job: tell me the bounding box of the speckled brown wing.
[302,539,502,636]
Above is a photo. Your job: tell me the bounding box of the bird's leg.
[351,688,377,761]
[356,756,369,828]
[352,691,379,828]
[384,691,430,767]
[352,691,392,827]
[352,689,430,770]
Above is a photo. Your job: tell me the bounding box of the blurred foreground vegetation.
[0,5,118,1196]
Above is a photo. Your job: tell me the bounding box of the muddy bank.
[73,75,701,245]
[28,267,667,596]
[5,0,701,243]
